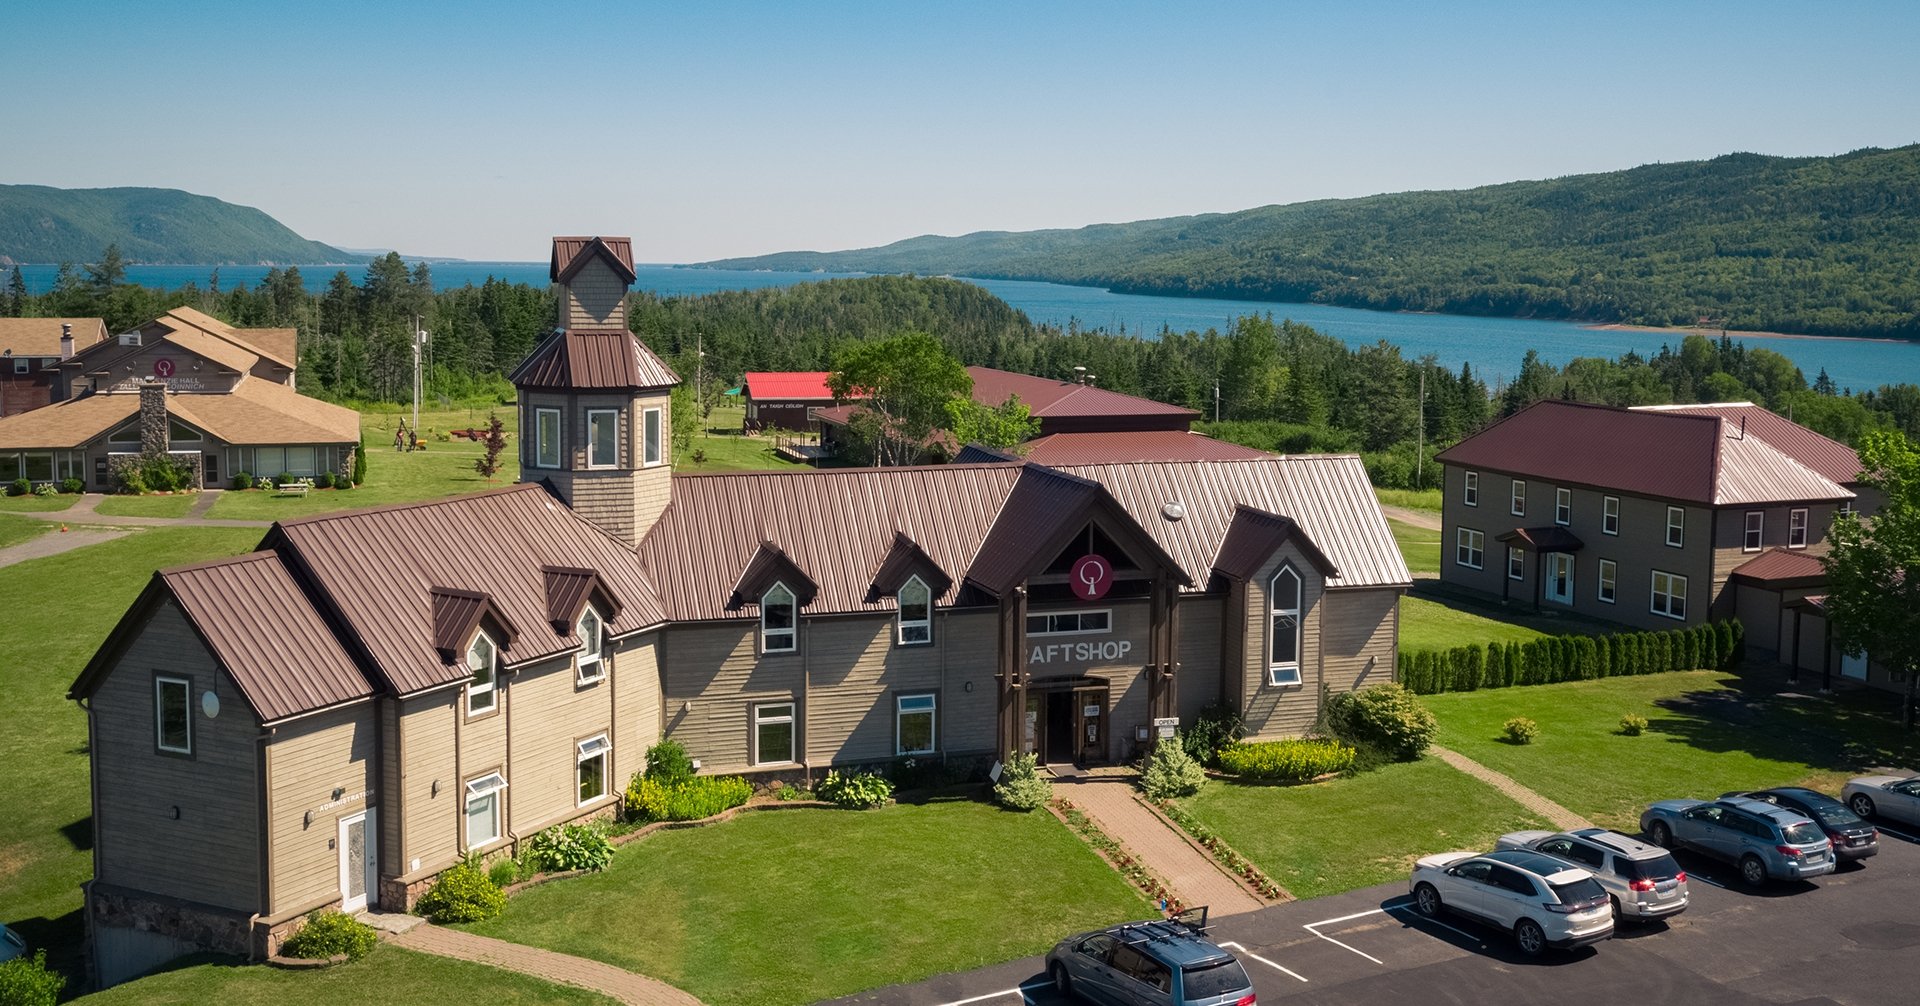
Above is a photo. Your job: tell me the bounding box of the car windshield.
[1616,854,1683,881]
[1181,959,1252,998]
[1549,877,1607,905]
[1781,822,1825,845]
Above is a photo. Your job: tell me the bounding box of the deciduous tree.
[828,332,971,466]
[1823,431,1920,728]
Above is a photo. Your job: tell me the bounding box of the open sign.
[1071,554,1112,601]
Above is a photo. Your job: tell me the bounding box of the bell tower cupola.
[508,237,680,546]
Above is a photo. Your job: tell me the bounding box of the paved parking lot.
[828,820,1920,1006]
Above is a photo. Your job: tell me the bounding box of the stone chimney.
[59,323,74,360]
[139,380,169,456]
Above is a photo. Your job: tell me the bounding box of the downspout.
[452,695,463,857]
[801,617,813,786]
[252,725,271,959]
[80,697,101,986]
[504,668,516,849]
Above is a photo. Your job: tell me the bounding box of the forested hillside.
[0,185,354,264]
[705,146,1920,339]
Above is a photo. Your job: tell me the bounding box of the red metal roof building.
[740,371,860,433]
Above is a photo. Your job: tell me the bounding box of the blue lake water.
[12,262,1918,392]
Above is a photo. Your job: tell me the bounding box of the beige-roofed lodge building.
[67,237,1411,986]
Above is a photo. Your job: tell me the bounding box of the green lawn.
[75,946,616,1005]
[0,527,265,982]
[95,493,200,518]
[0,494,78,512]
[0,513,50,549]
[465,798,1147,1006]
[1399,594,1549,652]
[1374,487,1441,513]
[1387,518,1439,575]
[681,402,808,473]
[1180,757,1550,900]
[1423,671,1920,830]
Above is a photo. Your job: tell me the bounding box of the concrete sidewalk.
[393,923,705,1006]
[0,527,131,569]
[14,492,270,528]
[1056,773,1267,917]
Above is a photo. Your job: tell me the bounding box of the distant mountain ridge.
[0,184,359,265]
[702,146,1920,339]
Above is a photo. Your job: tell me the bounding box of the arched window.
[761,582,796,653]
[897,576,932,645]
[467,631,498,714]
[1268,566,1302,686]
[576,607,605,683]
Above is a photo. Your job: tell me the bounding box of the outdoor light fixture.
[963,680,974,693]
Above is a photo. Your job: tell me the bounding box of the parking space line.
[1687,872,1728,889]
[1218,941,1309,983]
[1384,903,1487,946]
[934,982,1049,1006]
[1301,909,1386,965]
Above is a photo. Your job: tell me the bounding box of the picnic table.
[275,482,310,497]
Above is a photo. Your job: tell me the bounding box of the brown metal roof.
[1213,505,1337,581]
[1020,430,1271,465]
[509,329,679,391]
[1729,547,1828,587]
[160,552,375,723]
[728,541,821,610]
[869,531,953,601]
[967,366,1198,420]
[542,566,623,626]
[269,484,665,696]
[1436,400,1851,506]
[551,236,637,284]
[1641,403,1863,486]
[1496,526,1585,552]
[430,587,520,658]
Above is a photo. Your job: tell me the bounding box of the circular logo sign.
[1070,554,1113,601]
[153,358,176,378]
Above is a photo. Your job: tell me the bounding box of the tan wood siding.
[399,691,459,873]
[1241,544,1324,740]
[562,257,628,330]
[91,600,261,912]
[612,633,663,791]
[941,611,1000,754]
[265,704,376,914]
[1176,596,1225,723]
[661,623,804,772]
[1321,588,1399,694]
[505,655,616,834]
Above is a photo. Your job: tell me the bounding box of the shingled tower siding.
[563,256,628,330]
[139,380,169,455]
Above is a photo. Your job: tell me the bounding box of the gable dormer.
[551,236,638,330]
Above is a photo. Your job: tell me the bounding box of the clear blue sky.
[4,1,1915,262]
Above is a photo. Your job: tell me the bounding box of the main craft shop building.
[70,237,1410,985]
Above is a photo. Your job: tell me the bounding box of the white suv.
[1410,849,1614,956]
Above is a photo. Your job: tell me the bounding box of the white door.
[338,810,376,913]
[1545,553,1574,605]
[1840,651,1868,681]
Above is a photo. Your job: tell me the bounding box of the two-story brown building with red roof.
[67,238,1409,987]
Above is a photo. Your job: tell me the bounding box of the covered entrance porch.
[1021,676,1111,767]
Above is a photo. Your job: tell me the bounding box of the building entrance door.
[1545,553,1574,605]
[338,810,376,913]
[1045,691,1075,764]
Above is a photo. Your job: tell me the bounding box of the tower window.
[586,409,620,468]
[643,407,663,467]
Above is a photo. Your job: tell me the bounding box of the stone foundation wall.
[89,883,252,958]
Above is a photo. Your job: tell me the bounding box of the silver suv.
[1497,828,1688,922]
[1410,849,1613,956]
[1640,796,1835,886]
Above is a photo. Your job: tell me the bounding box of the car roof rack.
[1115,906,1212,946]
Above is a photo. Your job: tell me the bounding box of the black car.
[1722,788,1878,862]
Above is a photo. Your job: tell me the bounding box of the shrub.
[0,949,65,1006]
[1326,683,1437,760]
[487,858,520,887]
[282,910,377,962]
[526,822,615,872]
[1179,702,1244,767]
[1503,717,1540,744]
[414,861,506,923]
[334,476,352,492]
[1217,738,1357,781]
[30,482,54,496]
[139,454,193,492]
[1619,713,1649,736]
[58,478,82,494]
[773,784,813,801]
[232,472,254,491]
[625,773,751,822]
[992,751,1052,811]
[5,478,26,497]
[353,439,367,485]
[643,739,695,788]
[1139,738,1206,800]
[817,769,894,809]
[313,472,334,489]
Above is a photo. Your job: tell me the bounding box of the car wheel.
[1850,794,1876,819]
[1649,820,1672,849]
[1414,882,1442,917]
[1740,854,1768,886]
[1609,895,1624,922]
[1049,961,1072,998]
[1514,918,1547,957]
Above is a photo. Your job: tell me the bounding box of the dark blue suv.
[1046,910,1254,1006]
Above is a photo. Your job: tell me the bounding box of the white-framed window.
[1507,546,1525,581]
[1839,500,1854,518]
[643,407,663,467]
[1650,570,1688,620]
[1463,471,1479,507]
[1511,480,1527,516]
[896,575,931,645]
[108,422,141,447]
[1789,508,1808,548]
[896,694,937,755]
[1555,487,1571,526]
[1603,496,1620,536]
[535,407,561,469]
[1598,559,1617,603]
[577,735,610,805]
[11,358,27,375]
[586,408,619,469]
[576,607,606,684]
[1455,528,1484,569]
[1665,506,1685,548]
[1267,565,1302,686]
[155,675,192,755]
[466,631,498,715]
[753,702,795,765]
[1743,511,1764,552]
[761,582,796,653]
[465,772,506,848]
[1026,610,1112,635]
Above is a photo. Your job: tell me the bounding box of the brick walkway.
[393,924,705,1006]
[1429,745,1595,831]
[1056,774,1267,917]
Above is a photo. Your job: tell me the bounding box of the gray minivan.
[1639,797,1834,886]
[1047,910,1255,1006]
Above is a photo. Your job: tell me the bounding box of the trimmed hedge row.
[1217,738,1357,781]
[1398,619,1743,696]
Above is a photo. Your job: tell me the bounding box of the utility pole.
[1214,381,1220,423]
[411,313,428,435]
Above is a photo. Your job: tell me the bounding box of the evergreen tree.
[86,243,126,294]
[3,266,24,317]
